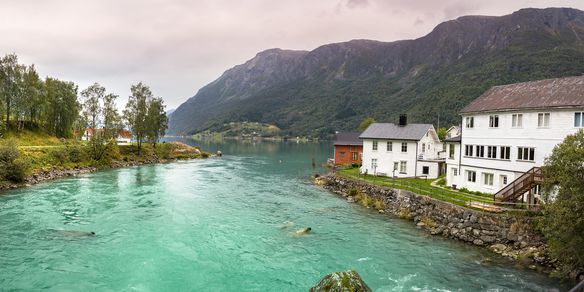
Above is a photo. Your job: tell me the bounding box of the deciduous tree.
[124,82,151,151]
[540,129,584,278]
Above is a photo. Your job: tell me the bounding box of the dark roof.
[359,123,433,141]
[444,135,461,143]
[334,132,362,146]
[461,76,584,114]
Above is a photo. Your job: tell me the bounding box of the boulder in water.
[310,270,371,292]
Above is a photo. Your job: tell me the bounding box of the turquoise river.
[0,139,568,291]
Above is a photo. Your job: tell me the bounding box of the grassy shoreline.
[0,140,209,192]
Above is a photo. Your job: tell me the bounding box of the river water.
[0,139,567,291]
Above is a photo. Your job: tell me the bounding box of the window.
[421,143,426,153]
[487,146,497,159]
[401,142,408,153]
[501,175,508,185]
[466,170,476,183]
[538,113,550,128]
[449,144,455,159]
[393,162,399,171]
[339,152,346,157]
[482,173,494,186]
[422,166,429,175]
[399,161,407,173]
[371,159,378,169]
[386,141,392,152]
[476,145,485,158]
[489,115,499,128]
[517,147,535,161]
[464,145,473,157]
[500,146,511,160]
[372,141,378,151]
[512,114,523,128]
[575,112,584,128]
[465,117,474,128]
[351,152,358,161]
[452,168,458,176]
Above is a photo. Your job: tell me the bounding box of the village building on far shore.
[360,116,444,179]
[333,132,362,165]
[81,128,133,144]
[447,75,584,204]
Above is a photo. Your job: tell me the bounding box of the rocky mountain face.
[169,8,584,137]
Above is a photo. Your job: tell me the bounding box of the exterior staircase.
[494,167,543,206]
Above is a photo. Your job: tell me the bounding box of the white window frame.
[500,146,511,160]
[401,142,408,153]
[399,161,407,174]
[372,141,378,151]
[512,114,523,128]
[465,117,474,128]
[386,141,392,152]
[466,170,476,183]
[482,173,494,186]
[501,175,508,185]
[575,112,584,128]
[487,146,497,159]
[489,115,499,128]
[452,168,458,176]
[537,112,550,128]
[449,144,455,159]
[517,147,535,162]
[371,158,378,169]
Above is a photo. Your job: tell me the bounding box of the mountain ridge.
[169,7,584,137]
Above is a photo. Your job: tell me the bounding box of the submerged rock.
[310,270,371,292]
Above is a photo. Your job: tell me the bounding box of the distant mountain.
[166,108,175,118]
[169,7,584,137]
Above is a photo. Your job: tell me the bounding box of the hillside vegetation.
[169,8,584,138]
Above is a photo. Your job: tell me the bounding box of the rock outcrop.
[310,270,371,292]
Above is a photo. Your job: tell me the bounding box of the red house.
[334,132,363,165]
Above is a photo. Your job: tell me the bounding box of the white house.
[445,126,461,139]
[116,130,133,144]
[360,117,444,179]
[447,76,584,202]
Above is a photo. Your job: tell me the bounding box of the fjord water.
[0,140,565,291]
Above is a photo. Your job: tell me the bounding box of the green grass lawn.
[336,168,496,208]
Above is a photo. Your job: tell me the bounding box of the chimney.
[398,114,407,127]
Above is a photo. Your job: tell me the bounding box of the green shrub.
[49,147,69,165]
[0,140,30,182]
[348,188,359,197]
[459,187,470,193]
[67,144,87,163]
[436,178,446,186]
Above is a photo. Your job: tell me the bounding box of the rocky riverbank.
[315,174,571,277]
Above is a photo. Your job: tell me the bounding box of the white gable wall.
[456,108,584,193]
[361,139,419,177]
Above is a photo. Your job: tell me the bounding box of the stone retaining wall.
[317,174,556,271]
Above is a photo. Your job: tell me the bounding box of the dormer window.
[489,115,499,128]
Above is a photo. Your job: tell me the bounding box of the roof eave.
[460,105,584,115]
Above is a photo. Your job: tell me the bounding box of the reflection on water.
[0,138,568,291]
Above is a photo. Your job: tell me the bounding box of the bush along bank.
[0,140,209,192]
[315,174,575,278]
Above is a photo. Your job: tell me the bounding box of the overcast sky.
[1,0,584,110]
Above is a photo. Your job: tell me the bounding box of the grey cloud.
[0,0,582,109]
